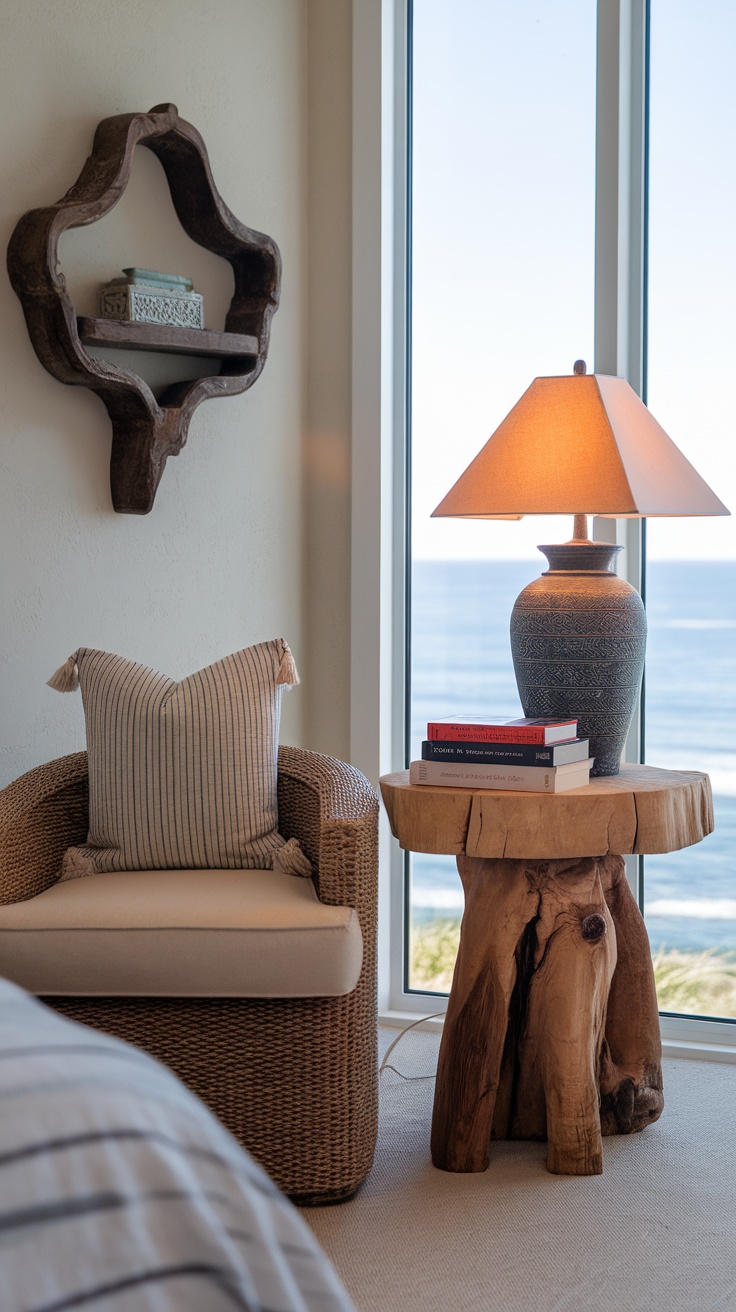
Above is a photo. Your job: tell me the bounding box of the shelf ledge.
[77,316,259,359]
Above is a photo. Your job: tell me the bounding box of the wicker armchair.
[0,746,379,1206]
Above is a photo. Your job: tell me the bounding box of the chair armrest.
[277,745,379,922]
[0,746,379,917]
[0,753,89,904]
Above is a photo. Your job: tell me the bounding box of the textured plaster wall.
[0,0,314,785]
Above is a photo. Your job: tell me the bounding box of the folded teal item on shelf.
[121,266,194,290]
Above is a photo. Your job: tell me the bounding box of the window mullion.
[593,0,648,803]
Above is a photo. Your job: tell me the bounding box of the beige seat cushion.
[0,869,362,999]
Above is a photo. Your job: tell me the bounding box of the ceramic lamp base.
[510,542,646,777]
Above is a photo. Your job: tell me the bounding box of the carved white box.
[99,282,204,330]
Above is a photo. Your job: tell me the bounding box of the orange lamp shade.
[431,373,730,520]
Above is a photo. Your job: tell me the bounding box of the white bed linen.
[0,978,354,1312]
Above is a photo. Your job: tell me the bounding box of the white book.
[408,757,593,794]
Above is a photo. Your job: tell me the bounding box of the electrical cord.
[378,1012,444,1082]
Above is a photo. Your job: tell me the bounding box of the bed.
[0,977,354,1311]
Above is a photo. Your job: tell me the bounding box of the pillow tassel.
[47,652,80,693]
[273,837,312,877]
[276,641,300,687]
[59,847,97,882]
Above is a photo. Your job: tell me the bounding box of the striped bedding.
[0,978,354,1312]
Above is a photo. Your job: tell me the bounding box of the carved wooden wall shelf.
[7,103,281,513]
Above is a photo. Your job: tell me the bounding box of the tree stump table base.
[431,852,663,1176]
[380,764,713,1178]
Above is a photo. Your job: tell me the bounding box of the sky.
[411,0,736,563]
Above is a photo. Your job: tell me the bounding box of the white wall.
[0,0,327,784]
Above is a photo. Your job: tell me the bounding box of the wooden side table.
[380,764,713,1177]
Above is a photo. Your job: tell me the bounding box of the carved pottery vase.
[510,542,647,777]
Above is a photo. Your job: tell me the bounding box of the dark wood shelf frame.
[7,104,281,513]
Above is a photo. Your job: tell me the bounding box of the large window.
[404,0,736,1026]
[408,0,596,992]
[643,0,736,1019]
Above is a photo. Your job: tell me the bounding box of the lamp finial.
[573,359,587,376]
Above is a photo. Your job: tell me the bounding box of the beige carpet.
[304,1027,736,1311]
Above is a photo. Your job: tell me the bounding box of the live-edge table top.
[379,763,713,861]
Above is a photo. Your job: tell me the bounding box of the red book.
[426,716,578,745]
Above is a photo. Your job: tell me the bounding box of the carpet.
[303,1027,736,1311]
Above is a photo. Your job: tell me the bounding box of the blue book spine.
[420,739,588,767]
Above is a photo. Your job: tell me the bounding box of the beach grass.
[410,917,736,1019]
[650,945,736,1016]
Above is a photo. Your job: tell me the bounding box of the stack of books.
[409,716,593,793]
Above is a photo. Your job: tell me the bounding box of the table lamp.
[431,362,729,775]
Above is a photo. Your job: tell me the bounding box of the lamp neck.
[538,540,622,575]
[571,513,590,542]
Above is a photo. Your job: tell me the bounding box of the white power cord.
[378,1013,444,1082]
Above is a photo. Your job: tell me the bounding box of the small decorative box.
[99,267,204,330]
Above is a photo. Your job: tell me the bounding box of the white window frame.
[350,0,409,1016]
[351,0,736,1058]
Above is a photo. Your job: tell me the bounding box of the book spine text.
[423,741,566,766]
[427,724,552,744]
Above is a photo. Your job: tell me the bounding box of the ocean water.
[409,559,736,959]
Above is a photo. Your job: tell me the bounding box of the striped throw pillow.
[48,641,299,877]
